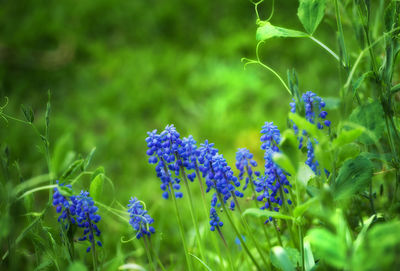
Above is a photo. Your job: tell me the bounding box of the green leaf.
[297,164,315,186]
[304,241,315,271]
[83,147,97,170]
[280,130,300,172]
[285,247,301,267]
[288,113,321,139]
[349,101,385,145]
[332,128,364,148]
[271,247,295,271]
[52,134,75,176]
[293,197,318,218]
[307,228,346,269]
[67,262,88,271]
[243,208,294,220]
[337,143,360,165]
[352,71,373,93]
[297,0,326,35]
[89,173,104,201]
[273,152,296,176]
[60,159,84,180]
[354,221,400,270]
[256,22,307,42]
[20,104,34,123]
[334,155,373,200]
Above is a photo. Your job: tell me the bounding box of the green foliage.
[270,247,296,271]
[256,22,307,42]
[297,0,326,35]
[334,155,373,200]
[349,101,386,145]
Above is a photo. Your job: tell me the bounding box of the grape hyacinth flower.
[180,135,199,181]
[146,128,183,199]
[127,197,155,239]
[235,148,260,191]
[72,191,102,252]
[209,207,223,231]
[256,122,292,222]
[52,181,75,226]
[290,91,331,174]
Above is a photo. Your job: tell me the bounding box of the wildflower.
[256,122,292,222]
[52,181,74,224]
[290,91,331,174]
[179,135,199,181]
[146,128,183,199]
[235,148,259,190]
[72,191,102,252]
[209,207,223,231]
[127,197,155,239]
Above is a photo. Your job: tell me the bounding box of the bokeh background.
[0,0,341,269]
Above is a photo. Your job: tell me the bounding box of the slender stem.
[232,193,271,270]
[217,193,262,271]
[148,236,167,271]
[170,185,193,271]
[195,164,224,268]
[248,171,272,249]
[216,227,235,271]
[179,165,206,261]
[143,237,156,271]
[308,36,341,64]
[294,175,304,271]
[298,225,305,271]
[86,213,98,271]
[160,157,192,270]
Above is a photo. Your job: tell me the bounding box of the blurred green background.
[0,0,342,269]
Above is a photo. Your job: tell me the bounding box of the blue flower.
[71,191,102,252]
[302,91,329,129]
[146,127,183,199]
[209,207,223,231]
[52,181,75,225]
[290,91,331,174]
[256,122,292,222]
[179,135,199,180]
[260,122,281,152]
[127,197,155,239]
[235,148,259,191]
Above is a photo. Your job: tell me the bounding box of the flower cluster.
[127,197,155,239]
[52,184,102,252]
[255,122,292,222]
[209,207,223,231]
[52,181,74,225]
[72,191,102,252]
[290,91,331,174]
[235,148,260,191]
[146,126,183,199]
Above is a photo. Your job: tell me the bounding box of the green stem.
[216,227,235,271]
[148,236,167,271]
[86,213,98,271]
[195,164,224,268]
[248,171,272,249]
[180,165,206,262]
[308,36,342,64]
[294,176,304,271]
[232,193,271,271]
[160,157,192,270]
[143,236,156,271]
[217,193,262,271]
[298,225,305,271]
[170,185,193,271]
